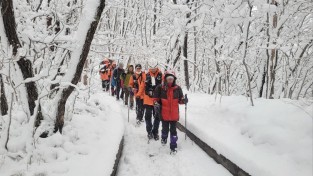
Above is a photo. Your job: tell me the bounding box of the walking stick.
[185,94,188,140]
[128,89,130,123]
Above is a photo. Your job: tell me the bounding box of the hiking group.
[99,58,188,153]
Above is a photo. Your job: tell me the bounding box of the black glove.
[183,95,188,104]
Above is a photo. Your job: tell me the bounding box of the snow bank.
[179,93,312,176]
[0,92,124,176]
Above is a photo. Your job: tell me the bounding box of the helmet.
[147,59,158,68]
[164,70,177,79]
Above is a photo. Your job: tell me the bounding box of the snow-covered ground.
[115,96,232,176]
[179,93,313,176]
[0,92,124,176]
[1,82,311,176]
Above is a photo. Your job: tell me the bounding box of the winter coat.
[129,72,146,99]
[112,68,124,87]
[99,65,111,81]
[122,71,133,88]
[143,69,163,106]
[154,83,184,121]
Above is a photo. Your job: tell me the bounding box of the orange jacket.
[99,65,111,81]
[143,69,163,106]
[129,72,146,99]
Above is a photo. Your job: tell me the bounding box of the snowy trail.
[104,94,232,176]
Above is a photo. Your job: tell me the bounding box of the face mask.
[136,71,141,74]
[167,82,173,87]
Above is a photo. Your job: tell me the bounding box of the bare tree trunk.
[1,0,43,123]
[83,59,89,85]
[268,0,278,99]
[242,1,254,106]
[183,33,190,90]
[5,93,14,150]
[0,74,8,115]
[183,0,191,90]
[259,64,267,97]
[54,0,106,133]
[153,0,157,35]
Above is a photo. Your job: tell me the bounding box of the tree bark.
[0,75,8,116]
[183,0,191,90]
[268,0,278,99]
[1,0,43,123]
[242,1,254,106]
[54,0,106,133]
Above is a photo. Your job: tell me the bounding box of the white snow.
[112,95,232,176]
[0,92,124,176]
[179,93,313,176]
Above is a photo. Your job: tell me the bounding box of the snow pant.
[116,85,121,100]
[162,121,178,150]
[124,88,134,107]
[111,86,115,96]
[145,105,160,136]
[136,98,144,121]
[102,80,110,91]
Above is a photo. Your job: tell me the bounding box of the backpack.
[133,73,143,89]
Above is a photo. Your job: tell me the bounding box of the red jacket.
[154,84,184,121]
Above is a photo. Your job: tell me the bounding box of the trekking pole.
[185,94,188,140]
[128,90,130,123]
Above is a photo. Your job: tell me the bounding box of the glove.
[154,102,161,114]
[184,97,189,104]
[148,91,153,97]
[132,88,138,94]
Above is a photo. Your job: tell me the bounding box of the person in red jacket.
[154,70,188,153]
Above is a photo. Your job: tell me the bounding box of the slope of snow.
[114,95,232,176]
[0,92,124,176]
[179,93,313,176]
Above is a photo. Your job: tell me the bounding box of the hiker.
[121,65,134,108]
[112,62,125,100]
[110,61,117,96]
[99,58,111,91]
[154,70,188,153]
[129,64,146,124]
[142,60,163,140]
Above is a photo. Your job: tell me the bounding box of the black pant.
[116,85,121,100]
[162,121,178,150]
[102,80,110,91]
[111,86,115,96]
[136,98,144,121]
[145,105,160,135]
[161,121,177,138]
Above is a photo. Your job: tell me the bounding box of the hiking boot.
[147,133,153,140]
[161,138,167,145]
[154,134,159,141]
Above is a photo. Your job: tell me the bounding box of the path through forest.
[101,93,232,176]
